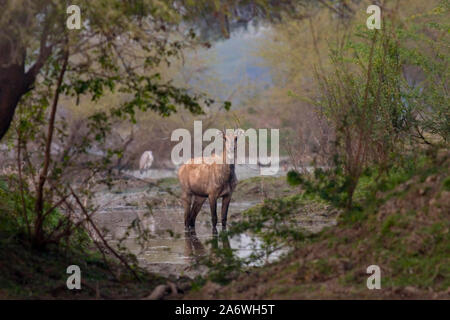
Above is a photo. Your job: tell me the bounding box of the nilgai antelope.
[178,130,241,233]
[139,150,154,173]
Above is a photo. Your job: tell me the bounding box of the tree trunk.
[0,64,28,141]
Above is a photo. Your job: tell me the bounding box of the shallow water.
[93,199,282,278]
[92,165,334,278]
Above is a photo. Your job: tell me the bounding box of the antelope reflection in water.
[184,230,231,261]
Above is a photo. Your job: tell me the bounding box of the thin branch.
[34,48,69,245]
[70,187,141,281]
[15,128,31,237]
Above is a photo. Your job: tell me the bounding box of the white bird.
[139,151,154,173]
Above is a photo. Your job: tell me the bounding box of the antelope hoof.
[212,227,218,235]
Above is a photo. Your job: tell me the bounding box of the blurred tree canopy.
[0,0,196,141]
[0,0,358,141]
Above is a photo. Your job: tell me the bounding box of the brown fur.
[178,132,238,232]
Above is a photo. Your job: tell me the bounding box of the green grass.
[205,149,450,297]
[156,177,179,187]
[0,229,164,298]
[443,176,450,191]
[387,221,450,290]
[0,176,90,250]
[0,176,165,298]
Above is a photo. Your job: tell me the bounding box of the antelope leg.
[188,196,206,229]
[208,195,218,234]
[182,192,192,229]
[221,195,232,230]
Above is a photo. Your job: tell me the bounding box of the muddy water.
[92,166,334,278]
[93,195,281,278]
